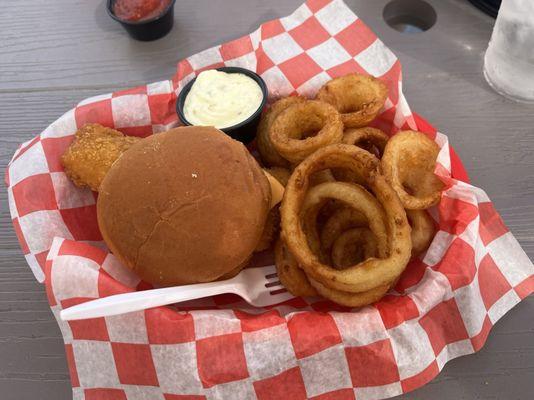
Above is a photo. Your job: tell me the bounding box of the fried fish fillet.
[61,124,140,192]
[254,205,281,252]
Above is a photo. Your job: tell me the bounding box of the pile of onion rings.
[254,73,442,306]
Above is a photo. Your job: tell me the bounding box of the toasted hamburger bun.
[97,126,271,286]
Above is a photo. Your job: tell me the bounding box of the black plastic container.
[177,67,268,144]
[467,0,501,18]
[107,0,176,41]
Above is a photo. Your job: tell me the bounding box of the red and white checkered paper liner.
[5,1,534,399]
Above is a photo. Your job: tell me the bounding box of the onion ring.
[274,238,317,297]
[308,277,390,308]
[320,207,367,252]
[342,127,389,158]
[301,196,331,263]
[316,74,388,128]
[256,96,305,168]
[302,182,389,260]
[381,130,443,210]
[407,209,435,257]
[308,169,336,187]
[333,127,389,183]
[270,100,343,163]
[331,228,378,269]
[281,144,412,292]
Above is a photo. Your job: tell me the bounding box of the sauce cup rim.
[106,0,177,26]
[176,67,269,133]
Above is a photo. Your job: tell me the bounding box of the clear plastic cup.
[483,0,534,103]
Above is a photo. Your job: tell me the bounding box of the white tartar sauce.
[183,70,264,129]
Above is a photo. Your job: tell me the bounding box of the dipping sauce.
[112,0,172,22]
[183,70,264,129]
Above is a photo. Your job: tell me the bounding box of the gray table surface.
[1,0,533,399]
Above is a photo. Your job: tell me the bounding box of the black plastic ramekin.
[177,67,268,144]
[107,0,176,41]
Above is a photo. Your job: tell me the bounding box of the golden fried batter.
[265,166,291,187]
[61,124,140,192]
[254,205,281,252]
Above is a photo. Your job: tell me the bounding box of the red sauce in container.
[112,0,172,22]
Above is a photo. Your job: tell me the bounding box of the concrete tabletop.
[1,0,533,398]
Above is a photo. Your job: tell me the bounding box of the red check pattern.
[5,1,533,399]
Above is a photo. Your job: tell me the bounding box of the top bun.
[97,126,271,286]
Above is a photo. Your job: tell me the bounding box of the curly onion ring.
[299,171,339,264]
[308,169,336,186]
[331,228,378,269]
[308,276,390,308]
[274,238,317,297]
[270,100,343,164]
[320,207,367,253]
[381,130,443,210]
[316,74,388,128]
[257,96,305,168]
[302,182,389,260]
[281,144,412,293]
[301,197,331,263]
[407,209,435,257]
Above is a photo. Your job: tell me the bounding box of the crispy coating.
[332,127,388,184]
[275,237,317,297]
[407,209,435,257]
[254,206,281,252]
[281,144,412,293]
[264,167,291,187]
[381,130,443,210]
[342,127,389,158]
[256,96,305,168]
[269,100,343,163]
[316,74,388,128]
[61,124,140,192]
[308,276,390,308]
[331,228,378,269]
[320,206,368,253]
[254,167,290,252]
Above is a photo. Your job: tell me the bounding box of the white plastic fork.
[60,265,293,321]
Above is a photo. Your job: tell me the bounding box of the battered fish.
[61,123,140,192]
[254,205,281,252]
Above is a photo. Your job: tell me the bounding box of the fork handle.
[60,280,239,321]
